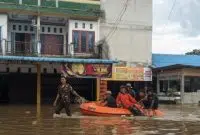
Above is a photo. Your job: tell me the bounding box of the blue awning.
[0,56,118,64]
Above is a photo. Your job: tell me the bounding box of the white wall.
[0,14,8,55]
[100,0,152,65]
[183,92,200,104]
[68,20,99,44]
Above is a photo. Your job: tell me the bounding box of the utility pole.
[36,0,41,56]
[36,16,41,56]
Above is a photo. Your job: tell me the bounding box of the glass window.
[169,80,180,92]
[184,76,200,92]
[82,23,85,29]
[18,25,22,31]
[48,27,51,32]
[24,25,28,31]
[72,31,79,52]
[81,31,87,52]
[30,26,33,31]
[90,24,93,29]
[54,28,57,33]
[42,27,45,32]
[75,22,78,28]
[13,25,16,30]
[59,28,63,33]
[88,32,95,52]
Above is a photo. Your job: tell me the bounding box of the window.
[13,25,16,30]
[43,68,47,73]
[90,24,93,29]
[48,27,51,32]
[28,68,32,73]
[59,28,63,33]
[24,25,28,31]
[18,25,22,31]
[88,32,95,52]
[184,76,200,92]
[72,30,95,53]
[82,23,85,29]
[54,28,57,33]
[72,31,79,52]
[54,68,57,74]
[75,22,78,28]
[30,26,33,31]
[42,27,45,32]
[17,67,21,73]
[81,31,87,52]
[6,67,9,73]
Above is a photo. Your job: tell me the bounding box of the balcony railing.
[3,41,101,58]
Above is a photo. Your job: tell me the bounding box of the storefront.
[153,54,200,104]
[0,56,116,105]
[155,65,200,104]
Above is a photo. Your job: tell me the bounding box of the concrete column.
[56,0,59,8]
[36,16,41,55]
[19,0,22,4]
[180,75,185,104]
[38,0,41,6]
[2,39,6,55]
[63,35,67,56]
[168,80,170,91]
[96,78,100,101]
[63,23,67,56]
[36,63,41,116]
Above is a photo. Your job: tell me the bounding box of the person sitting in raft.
[100,91,117,108]
[142,90,159,116]
[116,85,144,116]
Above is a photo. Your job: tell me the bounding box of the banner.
[113,67,144,81]
[104,67,152,81]
[61,63,112,78]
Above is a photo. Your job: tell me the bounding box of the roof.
[0,56,117,64]
[152,54,200,68]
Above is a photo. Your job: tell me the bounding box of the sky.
[153,0,200,54]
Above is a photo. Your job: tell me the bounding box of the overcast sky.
[153,0,200,54]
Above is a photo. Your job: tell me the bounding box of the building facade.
[153,54,200,104]
[0,0,113,104]
[0,0,153,103]
[100,0,152,66]
[98,0,153,98]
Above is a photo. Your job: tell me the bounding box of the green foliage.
[185,49,200,55]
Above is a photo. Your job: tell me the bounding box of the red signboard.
[61,63,112,78]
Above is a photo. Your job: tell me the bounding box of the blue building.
[153,54,200,104]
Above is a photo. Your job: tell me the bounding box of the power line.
[104,0,129,42]
[161,0,178,34]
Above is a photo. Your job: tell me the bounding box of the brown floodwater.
[0,104,200,135]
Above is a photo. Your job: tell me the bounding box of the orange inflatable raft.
[80,102,164,117]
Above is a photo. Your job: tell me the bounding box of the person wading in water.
[53,76,82,116]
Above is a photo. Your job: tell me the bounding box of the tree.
[185,49,200,55]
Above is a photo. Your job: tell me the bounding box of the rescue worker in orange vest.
[116,85,144,116]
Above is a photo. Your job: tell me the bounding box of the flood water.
[0,104,200,135]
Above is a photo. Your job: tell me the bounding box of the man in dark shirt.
[53,76,82,116]
[144,90,159,110]
[102,91,117,108]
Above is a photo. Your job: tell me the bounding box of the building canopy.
[0,56,117,64]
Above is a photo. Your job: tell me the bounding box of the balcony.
[3,41,101,58]
[0,0,101,19]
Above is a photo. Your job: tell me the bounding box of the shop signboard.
[111,67,152,81]
[61,63,112,78]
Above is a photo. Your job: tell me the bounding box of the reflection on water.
[0,105,200,135]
